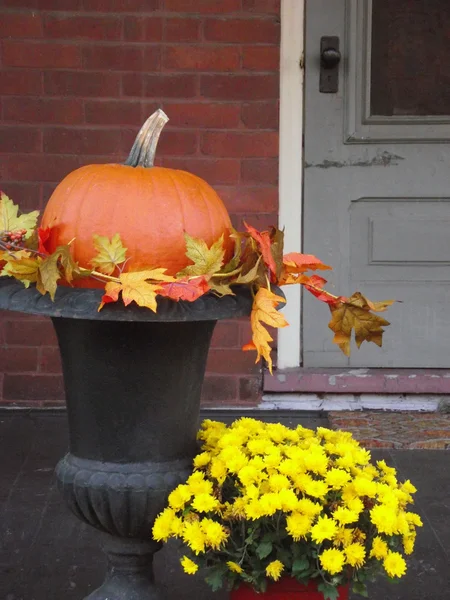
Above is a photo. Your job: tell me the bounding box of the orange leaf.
[98,271,164,312]
[303,274,342,305]
[283,252,332,273]
[244,222,277,282]
[245,287,288,374]
[158,276,209,302]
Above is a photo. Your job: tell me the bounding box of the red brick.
[44,71,120,97]
[239,376,261,403]
[42,183,58,203]
[162,102,240,128]
[81,0,160,9]
[164,46,240,71]
[5,320,57,346]
[44,15,122,41]
[85,100,142,125]
[0,71,42,95]
[3,374,64,402]
[206,348,260,375]
[0,0,38,6]
[0,12,43,38]
[241,101,279,129]
[1,154,81,182]
[161,157,240,185]
[3,97,83,125]
[125,130,197,156]
[123,16,163,41]
[230,212,277,232]
[38,0,82,7]
[204,18,280,44]
[243,46,280,70]
[217,186,278,212]
[44,128,122,156]
[0,126,41,153]
[123,73,197,98]
[201,375,238,405]
[243,0,280,14]
[2,40,81,69]
[0,183,42,211]
[241,158,278,184]
[166,18,201,42]
[39,347,62,373]
[0,347,39,373]
[82,45,160,71]
[210,321,240,348]
[201,131,278,157]
[164,0,240,13]
[201,74,278,100]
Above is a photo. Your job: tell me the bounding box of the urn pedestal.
[0,280,252,600]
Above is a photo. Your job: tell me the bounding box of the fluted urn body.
[0,281,252,600]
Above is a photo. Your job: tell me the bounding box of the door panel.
[303,0,450,367]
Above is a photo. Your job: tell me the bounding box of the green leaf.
[90,233,127,275]
[317,581,340,600]
[205,565,227,592]
[178,233,225,277]
[37,252,62,300]
[292,556,310,576]
[0,193,39,239]
[255,541,273,560]
[352,582,369,597]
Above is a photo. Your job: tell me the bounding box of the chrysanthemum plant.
[0,192,393,372]
[153,419,422,600]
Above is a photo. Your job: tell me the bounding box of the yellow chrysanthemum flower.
[344,497,364,515]
[201,518,228,549]
[353,476,378,498]
[304,479,329,499]
[311,515,338,543]
[401,479,417,495]
[286,512,312,541]
[333,506,359,525]
[405,512,423,527]
[259,493,282,516]
[278,488,299,511]
[265,560,284,581]
[269,473,290,492]
[370,504,400,535]
[344,542,366,568]
[191,493,220,514]
[182,521,206,554]
[333,527,354,548]
[264,451,283,470]
[383,551,407,578]
[297,498,322,517]
[303,449,329,475]
[247,438,269,455]
[168,485,192,511]
[403,532,416,555]
[245,499,265,520]
[320,548,345,575]
[227,561,243,574]
[193,451,211,469]
[209,457,227,484]
[180,556,198,575]
[238,465,260,487]
[226,451,249,475]
[186,472,214,496]
[370,536,389,559]
[152,507,176,542]
[325,468,351,490]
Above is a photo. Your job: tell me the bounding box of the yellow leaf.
[37,253,62,300]
[328,293,391,356]
[247,287,288,374]
[119,271,164,311]
[90,233,127,275]
[178,233,225,277]
[234,256,262,284]
[130,268,176,282]
[1,254,41,288]
[57,245,81,284]
[0,192,39,239]
[347,291,396,313]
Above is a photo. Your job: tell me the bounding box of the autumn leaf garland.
[0,192,394,373]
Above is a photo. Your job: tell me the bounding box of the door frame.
[277,0,305,369]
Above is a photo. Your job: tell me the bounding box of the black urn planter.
[0,280,253,599]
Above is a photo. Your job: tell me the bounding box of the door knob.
[321,47,341,69]
[320,36,340,93]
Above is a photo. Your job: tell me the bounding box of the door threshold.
[264,367,450,394]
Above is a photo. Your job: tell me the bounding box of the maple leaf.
[209,279,235,297]
[37,227,52,255]
[244,222,278,282]
[1,253,41,288]
[234,256,262,285]
[0,192,39,239]
[90,233,128,275]
[346,291,395,313]
[328,292,391,356]
[158,276,209,302]
[283,252,332,273]
[244,287,288,374]
[37,252,62,300]
[222,228,243,273]
[99,270,167,312]
[303,274,343,305]
[178,233,225,278]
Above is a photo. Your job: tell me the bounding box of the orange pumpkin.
[41,110,233,288]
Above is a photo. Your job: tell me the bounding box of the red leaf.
[158,276,209,302]
[283,252,331,272]
[244,222,277,282]
[304,274,344,306]
[38,227,52,256]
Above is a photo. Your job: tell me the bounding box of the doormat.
[328,411,450,449]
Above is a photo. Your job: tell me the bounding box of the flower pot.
[0,280,252,600]
[230,578,349,600]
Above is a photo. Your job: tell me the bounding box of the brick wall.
[0,0,280,408]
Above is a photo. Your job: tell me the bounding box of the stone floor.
[329,411,450,449]
[0,410,449,600]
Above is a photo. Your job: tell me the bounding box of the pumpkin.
[41,110,233,288]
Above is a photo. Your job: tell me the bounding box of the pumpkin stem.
[124,109,169,168]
